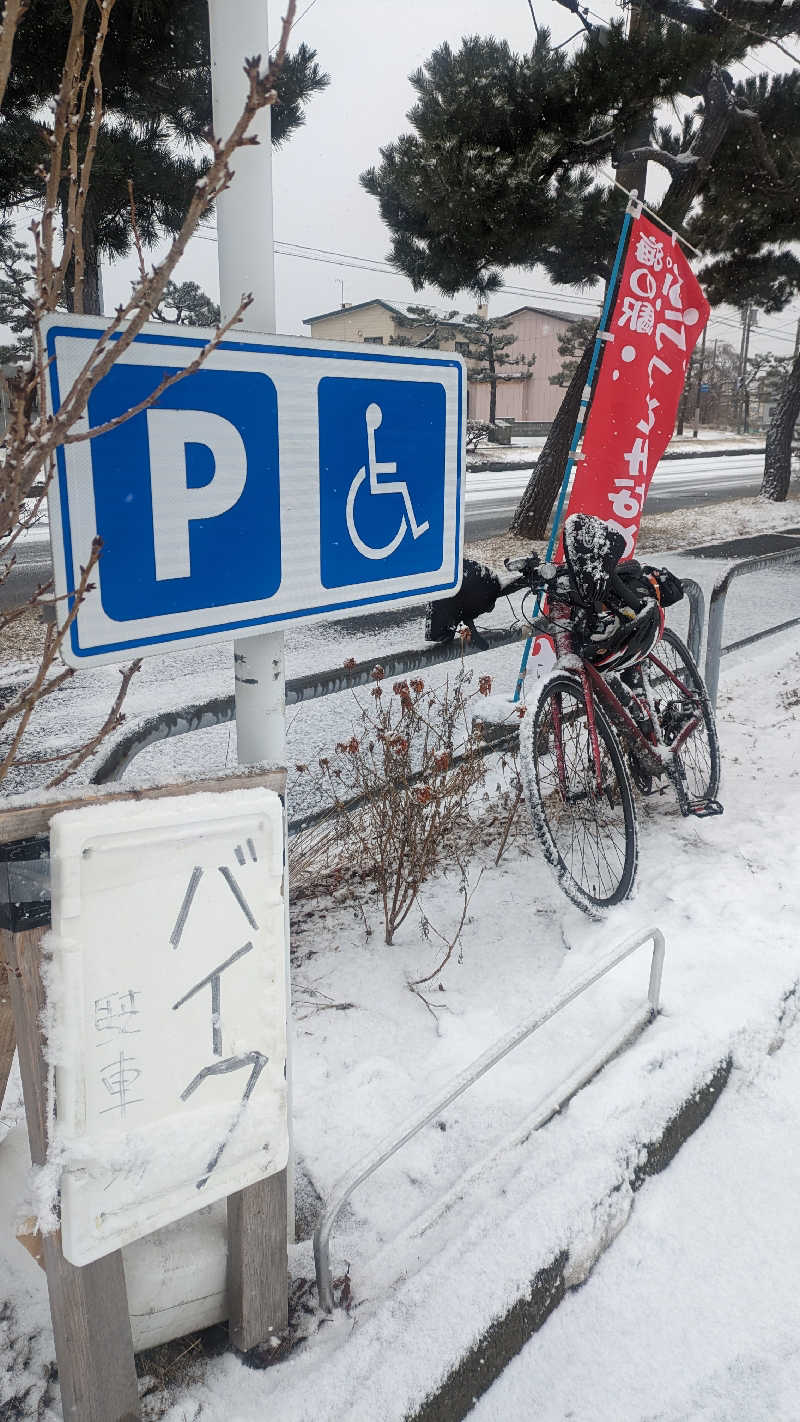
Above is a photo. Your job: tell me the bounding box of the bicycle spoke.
[643,630,719,805]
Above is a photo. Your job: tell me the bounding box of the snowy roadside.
[466,430,765,469]
[467,486,800,567]
[1,629,799,1420]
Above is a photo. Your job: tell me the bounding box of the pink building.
[303,300,579,425]
[467,306,578,424]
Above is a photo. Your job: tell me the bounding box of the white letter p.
[147,409,248,581]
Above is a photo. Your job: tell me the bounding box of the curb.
[407,1056,733,1422]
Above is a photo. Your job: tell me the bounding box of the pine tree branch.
[639,0,716,33]
[658,64,736,227]
[729,104,780,182]
[613,146,700,178]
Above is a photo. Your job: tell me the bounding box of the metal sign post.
[208,0,285,768]
[208,0,288,1349]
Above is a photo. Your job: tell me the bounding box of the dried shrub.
[305,666,489,945]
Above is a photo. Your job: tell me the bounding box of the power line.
[195,227,607,310]
[194,229,798,341]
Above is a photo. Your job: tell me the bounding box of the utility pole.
[737,304,754,434]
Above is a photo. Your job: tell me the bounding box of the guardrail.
[91,582,705,786]
[313,925,666,1312]
[704,547,800,709]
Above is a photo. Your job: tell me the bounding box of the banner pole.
[512,192,641,701]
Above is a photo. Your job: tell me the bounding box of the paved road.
[0,451,767,610]
[465,451,765,539]
[0,529,52,610]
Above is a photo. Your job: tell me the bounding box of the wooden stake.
[0,958,15,1108]
[227,1173,288,1351]
[1,926,141,1422]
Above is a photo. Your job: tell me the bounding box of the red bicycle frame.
[548,603,703,797]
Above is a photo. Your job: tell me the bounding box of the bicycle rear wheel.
[521,673,638,914]
[643,628,720,804]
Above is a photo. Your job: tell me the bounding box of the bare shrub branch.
[0,0,298,790]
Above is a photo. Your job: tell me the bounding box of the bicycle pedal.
[686,798,724,819]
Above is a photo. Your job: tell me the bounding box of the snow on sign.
[47,789,287,1267]
[43,315,465,668]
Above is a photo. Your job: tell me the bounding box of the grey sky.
[99,0,800,361]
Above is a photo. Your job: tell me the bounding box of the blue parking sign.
[45,318,464,666]
[318,377,446,589]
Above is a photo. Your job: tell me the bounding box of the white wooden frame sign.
[48,788,287,1267]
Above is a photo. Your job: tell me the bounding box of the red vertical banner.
[564,212,710,556]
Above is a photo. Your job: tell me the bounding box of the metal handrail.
[313,926,666,1312]
[704,547,800,709]
[90,627,525,784]
[91,582,704,786]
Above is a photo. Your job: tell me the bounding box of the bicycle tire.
[520,673,638,915]
[643,628,720,804]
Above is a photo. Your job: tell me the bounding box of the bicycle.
[503,522,721,915]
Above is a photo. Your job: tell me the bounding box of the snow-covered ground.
[2,616,800,1418]
[472,1008,800,1422]
[3,492,800,1418]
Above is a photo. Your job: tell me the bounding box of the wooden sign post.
[0,767,287,1422]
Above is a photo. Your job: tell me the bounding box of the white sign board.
[44,315,466,668]
[48,789,287,1266]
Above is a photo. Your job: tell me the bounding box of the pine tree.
[0,222,34,362]
[153,280,221,328]
[392,303,533,421]
[549,316,597,388]
[685,71,800,497]
[0,1,329,315]
[458,310,534,424]
[362,9,800,534]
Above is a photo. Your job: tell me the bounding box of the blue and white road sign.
[44,316,465,667]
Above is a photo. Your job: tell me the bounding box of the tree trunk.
[61,190,103,316]
[761,350,800,502]
[510,337,594,539]
[488,340,497,424]
[80,231,103,316]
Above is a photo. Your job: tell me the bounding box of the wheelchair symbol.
[345,403,430,560]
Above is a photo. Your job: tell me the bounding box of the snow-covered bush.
[466,420,491,452]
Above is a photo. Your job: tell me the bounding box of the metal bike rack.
[704,547,800,709]
[313,925,666,1312]
[91,582,704,786]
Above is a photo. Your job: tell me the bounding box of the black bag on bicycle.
[562,514,665,673]
[424,558,503,649]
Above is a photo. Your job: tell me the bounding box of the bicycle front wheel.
[521,674,638,914]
